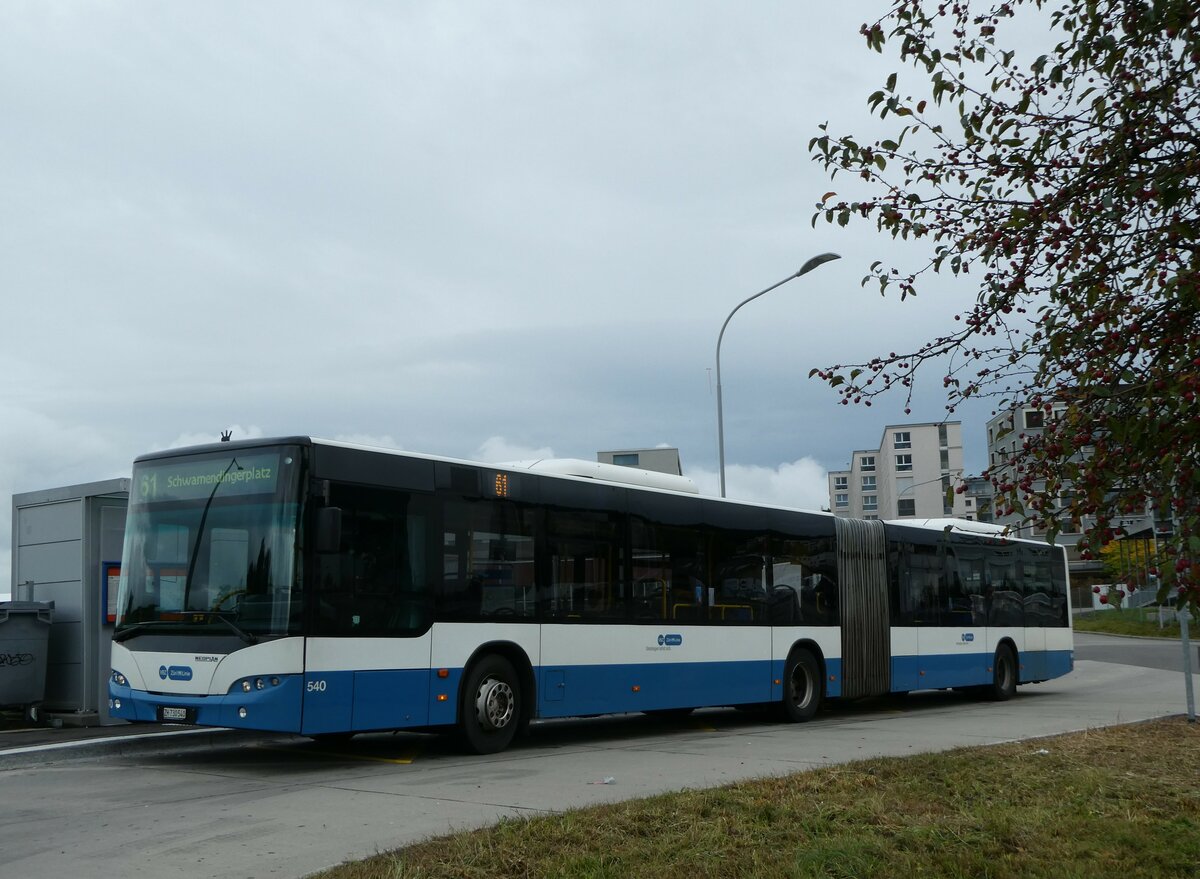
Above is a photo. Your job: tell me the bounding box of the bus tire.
[989,644,1018,701]
[781,648,821,723]
[458,654,521,755]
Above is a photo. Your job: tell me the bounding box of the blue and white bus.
[109,436,1073,753]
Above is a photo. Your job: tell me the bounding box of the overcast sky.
[1,3,1000,598]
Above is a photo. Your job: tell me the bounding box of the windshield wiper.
[113,621,167,642]
[210,613,259,645]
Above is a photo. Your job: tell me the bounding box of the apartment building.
[984,402,1172,559]
[828,421,967,521]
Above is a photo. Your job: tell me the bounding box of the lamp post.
[715,253,840,498]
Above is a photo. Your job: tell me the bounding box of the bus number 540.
[306,680,327,693]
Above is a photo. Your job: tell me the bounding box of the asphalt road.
[0,643,1195,879]
[1074,630,1200,673]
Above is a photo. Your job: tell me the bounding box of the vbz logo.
[961,633,975,643]
[657,634,683,647]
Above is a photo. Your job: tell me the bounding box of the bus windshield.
[114,446,304,641]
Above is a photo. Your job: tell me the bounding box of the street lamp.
[715,253,841,498]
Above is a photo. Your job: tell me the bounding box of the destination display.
[131,452,282,503]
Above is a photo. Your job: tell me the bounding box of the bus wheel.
[458,655,521,754]
[989,645,1018,701]
[781,649,821,723]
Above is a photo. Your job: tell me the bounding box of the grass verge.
[310,717,1199,879]
[1074,609,1183,638]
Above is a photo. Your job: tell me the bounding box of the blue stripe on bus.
[110,649,1074,735]
[108,675,304,732]
[535,659,776,718]
[890,649,1074,691]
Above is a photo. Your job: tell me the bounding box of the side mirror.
[315,507,343,554]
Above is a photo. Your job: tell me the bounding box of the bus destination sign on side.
[133,453,281,503]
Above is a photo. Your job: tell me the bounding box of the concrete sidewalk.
[0,657,1195,879]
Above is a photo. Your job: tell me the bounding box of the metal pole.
[715,253,840,498]
[1180,605,1196,723]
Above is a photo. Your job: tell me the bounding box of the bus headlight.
[111,671,127,687]
[255,678,265,690]
[242,681,252,693]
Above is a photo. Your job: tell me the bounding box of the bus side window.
[544,509,625,621]
[314,484,432,636]
[438,499,536,621]
[898,542,942,625]
[771,535,837,626]
[631,518,703,622]
[955,549,987,625]
[709,532,768,624]
[986,551,1024,627]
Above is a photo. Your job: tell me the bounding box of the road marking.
[0,726,228,757]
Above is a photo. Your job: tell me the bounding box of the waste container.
[0,601,55,718]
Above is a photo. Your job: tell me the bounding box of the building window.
[859,456,875,472]
[834,476,848,490]
[893,431,911,449]
[965,498,974,509]
[861,475,876,491]
[938,424,948,447]
[864,514,878,520]
[612,453,640,467]
[895,454,913,472]
[862,495,878,512]
[897,498,916,517]
[835,493,848,507]
[940,449,950,471]
[1024,409,1044,430]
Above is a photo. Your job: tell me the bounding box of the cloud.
[473,436,556,464]
[0,405,128,599]
[164,425,265,450]
[688,457,830,511]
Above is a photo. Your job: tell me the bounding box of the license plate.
[159,706,192,722]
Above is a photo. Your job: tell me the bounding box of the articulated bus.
[108,437,1073,753]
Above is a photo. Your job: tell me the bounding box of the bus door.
[303,482,436,735]
[1019,547,1050,680]
[943,545,988,687]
